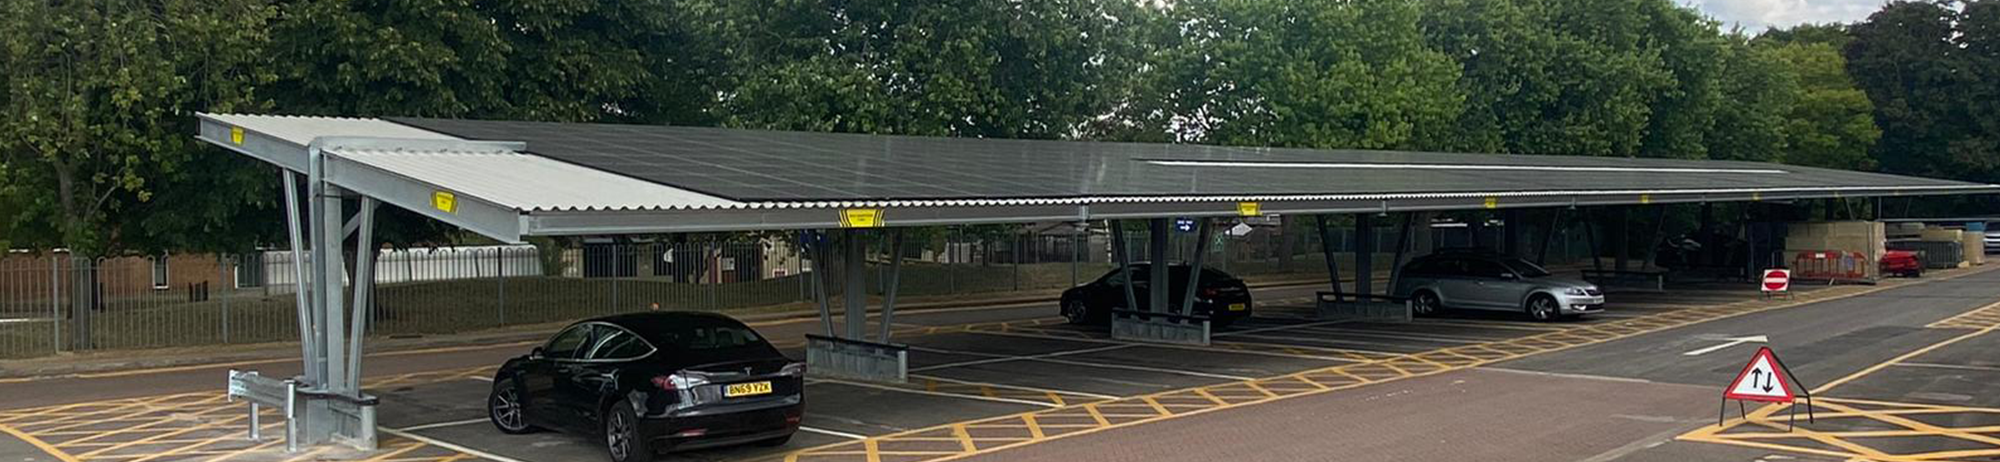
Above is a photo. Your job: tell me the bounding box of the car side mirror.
[529,347,545,359]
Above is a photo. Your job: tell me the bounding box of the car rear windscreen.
[654,319,766,351]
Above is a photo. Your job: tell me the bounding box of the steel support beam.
[1537,208,1563,265]
[810,230,834,337]
[1110,220,1139,313]
[1354,214,1376,297]
[1388,213,1413,292]
[1147,218,1170,313]
[843,230,867,340]
[879,229,904,343]
[282,172,314,384]
[1316,216,1343,298]
[345,198,377,390]
[1179,218,1211,315]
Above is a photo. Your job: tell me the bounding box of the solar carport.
[193,113,2000,451]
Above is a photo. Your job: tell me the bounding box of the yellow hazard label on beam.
[432,191,458,214]
[1752,192,1763,201]
[1237,202,1261,217]
[1640,194,1652,205]
[841,209,883,228]
[230,127,244,145]
[1483,197,1499,209]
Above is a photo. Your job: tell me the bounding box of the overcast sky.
[1689,0,1882,30]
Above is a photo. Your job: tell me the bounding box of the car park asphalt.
[2,267,1997,462]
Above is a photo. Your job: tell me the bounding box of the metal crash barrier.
[226,370,380,452]
[1791,251,1875,284]
[1316,293,1412,323]
[1111,309,1211,346]
[1579,269,1669,293]
[226,370,299,452]
[806,335,909,383]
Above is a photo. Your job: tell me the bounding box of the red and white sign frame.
[1761,269,1790,294]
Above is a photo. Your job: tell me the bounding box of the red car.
[1881,250,1923,278]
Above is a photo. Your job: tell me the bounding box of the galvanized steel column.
[1354,213,1375,297]
[1148,218,1170,313]
[843,230,867,340]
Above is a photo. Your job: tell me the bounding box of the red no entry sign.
[1762,269,1790,293]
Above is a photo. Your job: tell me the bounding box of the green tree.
[721,0,1144,139]
[1846,0,1990,181]
[0,0,275,255]
[1703,35,1797,163]
[1424,0,1683,156]
[269,0,724,125]
[1137,0,1463,149]
[1767,42,1879,169]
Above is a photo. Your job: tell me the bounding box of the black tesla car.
[1060,263,1253,327]
[488,312,805,462]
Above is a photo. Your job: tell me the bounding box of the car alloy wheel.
[1412,292,1440,316]
[489,384,527,433]
[605,406,653,462]
[1062,300,1089,324]
[1528,296,1560,322]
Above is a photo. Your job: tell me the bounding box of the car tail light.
[780,362,807,377]
[652,372,713,391]
[786,415,803,424]
[1200,288,1218,298]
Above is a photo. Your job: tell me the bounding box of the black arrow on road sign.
[1752,369,1771,392]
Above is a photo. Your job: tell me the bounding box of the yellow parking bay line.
[781,267,1987,462]
[0,423,82,462]
[1680,298,2000,461]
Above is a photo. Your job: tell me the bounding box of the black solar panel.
[389,118,1972,202]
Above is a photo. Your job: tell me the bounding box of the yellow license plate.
[1228,303,1247,311]
[725,381,773,397]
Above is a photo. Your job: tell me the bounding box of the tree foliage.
[0,0,275,255]
[1846,0,1998,182]
[1129,0,1462,150]
[720,0,1143,139]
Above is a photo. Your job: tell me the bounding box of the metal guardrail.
[1580,269,1668,292]
[1314,292,1412,322]
[806,334,909,383]
[226,370,299,452]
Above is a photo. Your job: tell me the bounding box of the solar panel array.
[390,118,1973,202]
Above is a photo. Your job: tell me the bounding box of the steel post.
[316,185,347,396]
[1503,209,1521,256]
[879,229,904,342]
[220,255,231,344]
[1179,219,1211,315]
[1538,208,1563,265]
[843,230,868,340]
[345,198,377,393]
[1355,214,1375,297]
[809,231,834,337]
[1316,216,1343,298]
[1388,213,1413,292]
[50,256,58,353]
[1147,218,1170,312]
[1110,220,1138,312]
[282,171,314,384]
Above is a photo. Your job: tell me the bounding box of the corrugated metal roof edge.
[516,184,2000,212]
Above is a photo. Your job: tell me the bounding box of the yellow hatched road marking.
[778,266,1988,462]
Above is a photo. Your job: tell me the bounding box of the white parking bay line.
[808,378,1064,408]
[380,427,535,462]
[796,425,868,440]
[466,376,494,382]
[395,418,491,432]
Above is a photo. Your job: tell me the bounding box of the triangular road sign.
[1724,346,1797,403]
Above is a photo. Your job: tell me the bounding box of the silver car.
[1392,251,1605,321]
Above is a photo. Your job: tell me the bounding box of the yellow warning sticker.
[432,191,458,214]
[1639,194,1652,205]
[840,209,883,228]
[230,126,244,145]
[1237,202,1262,217]
[1752,192,1763,201]
[1483,197,1499,209]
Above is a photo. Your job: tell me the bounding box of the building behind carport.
[193,113,2000,452]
